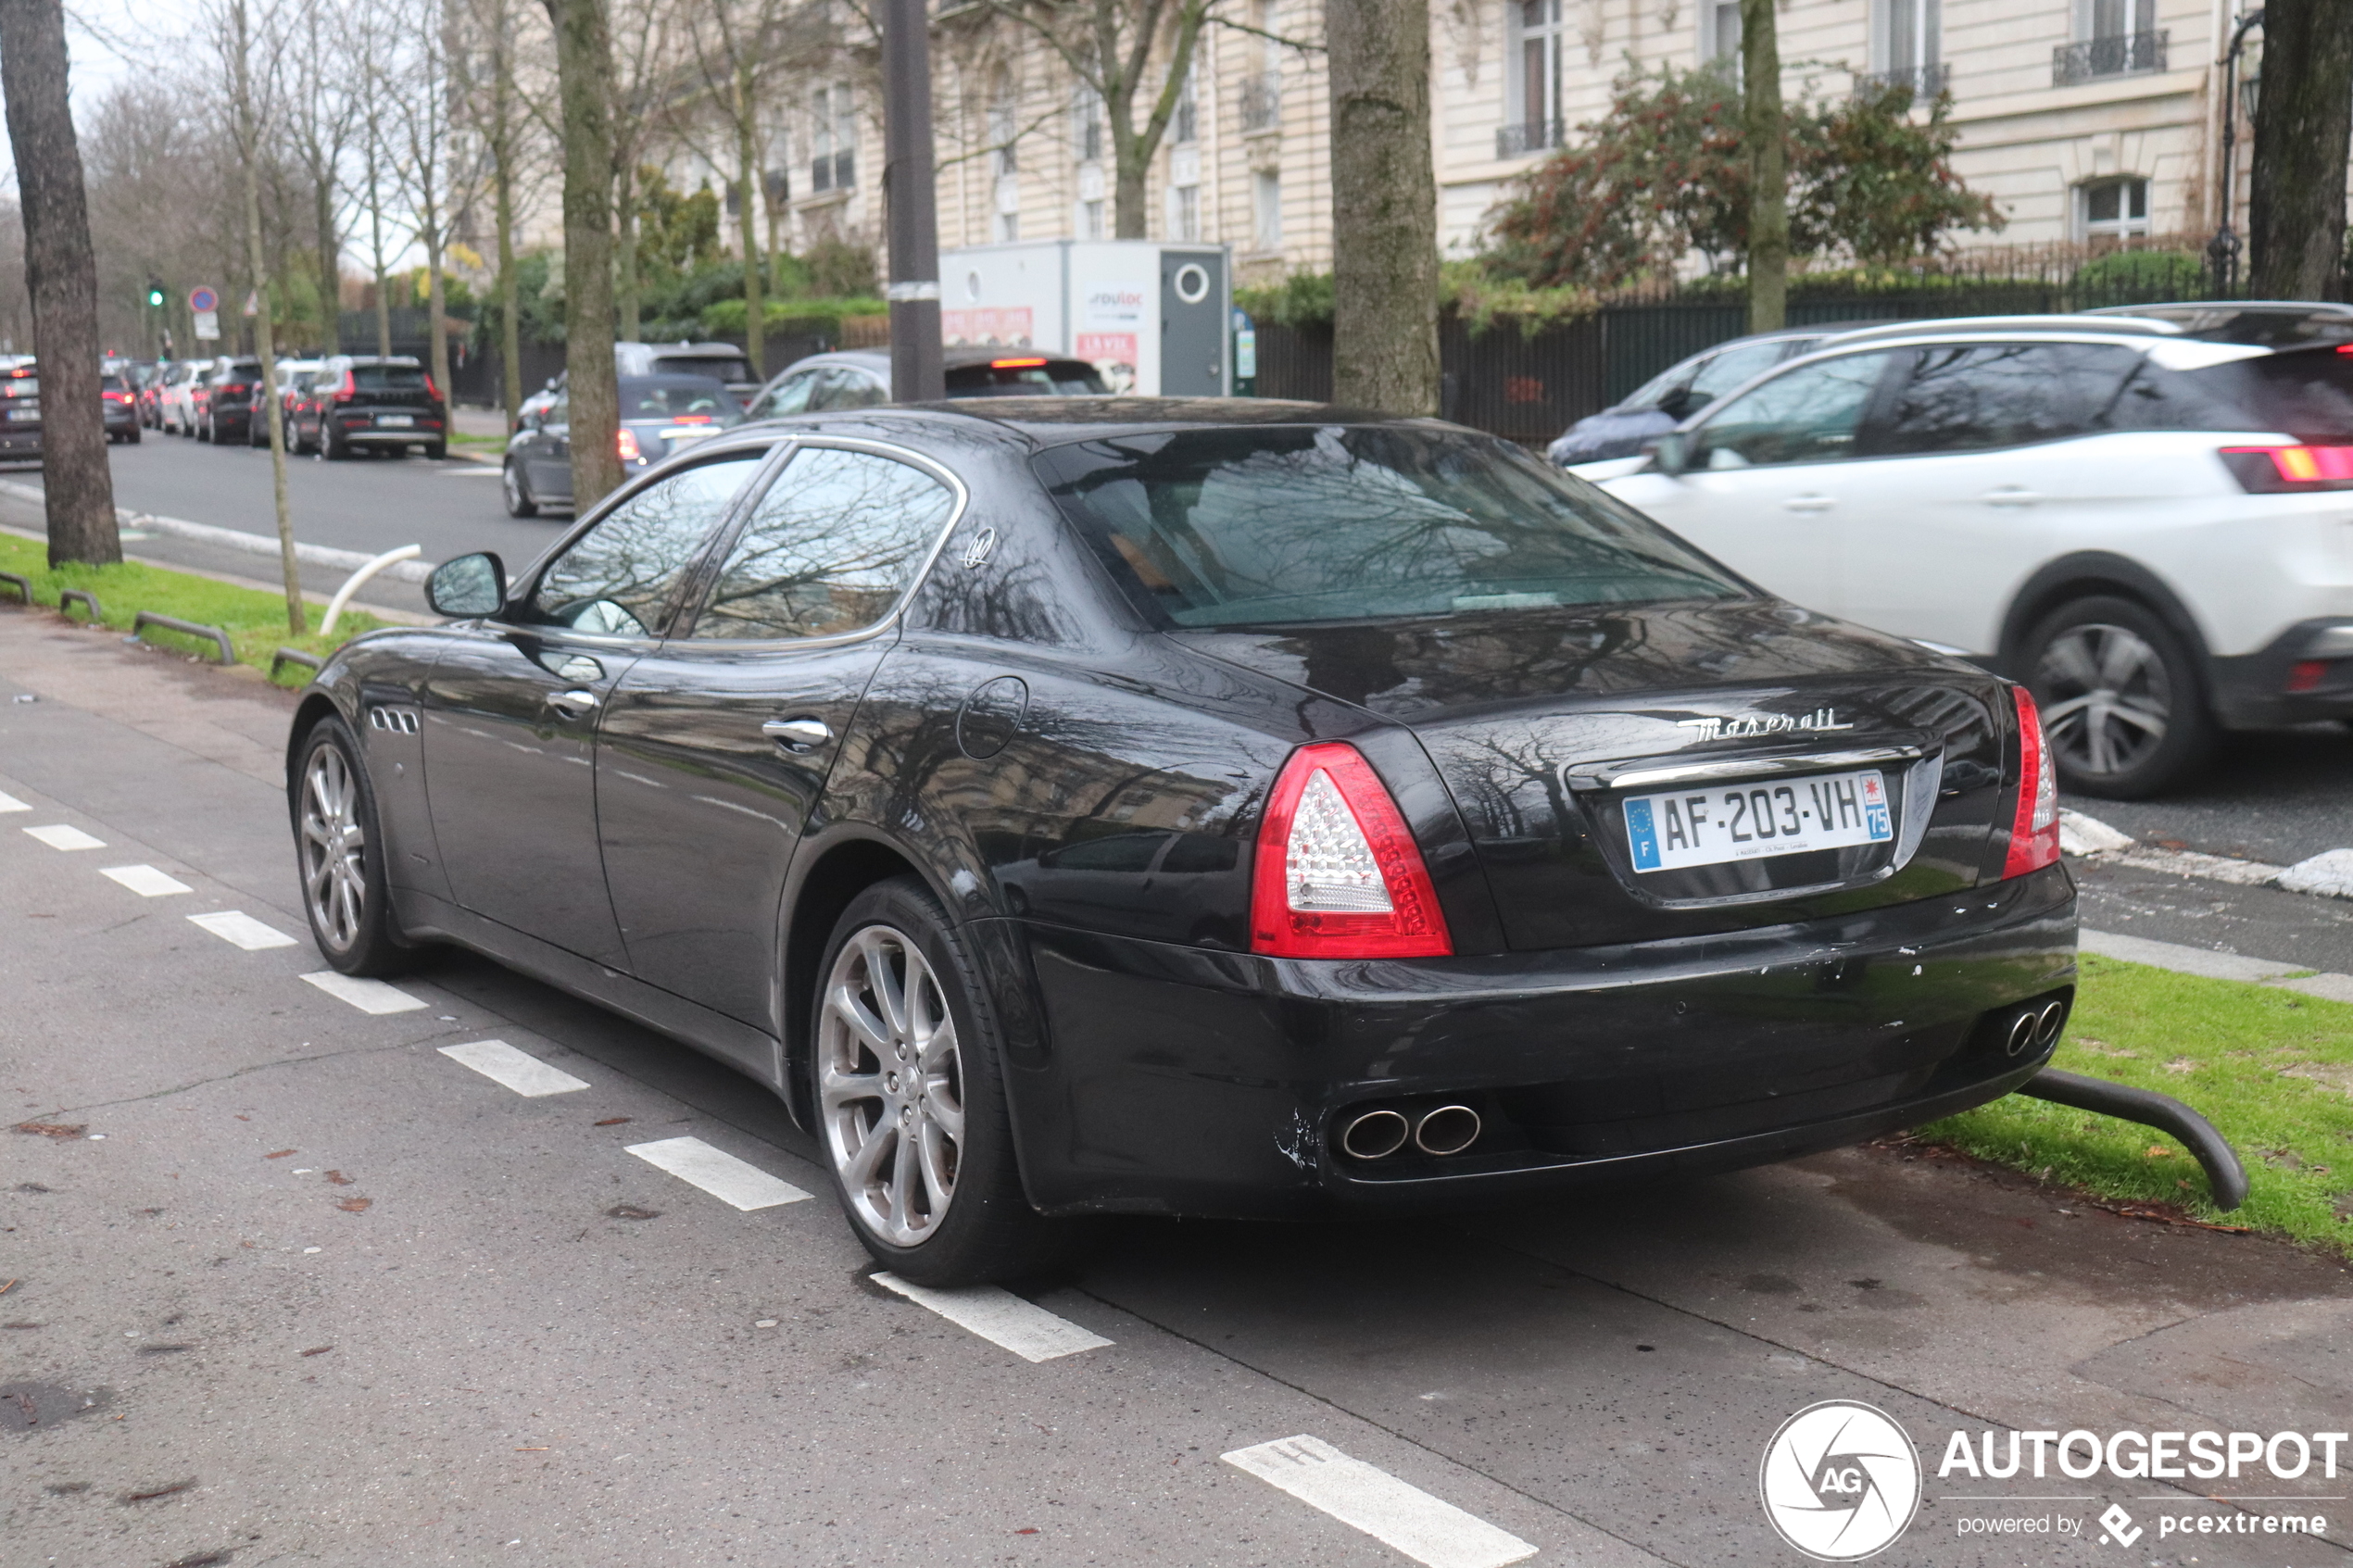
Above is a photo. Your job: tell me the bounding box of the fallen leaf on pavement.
[299,1346,332,1357]
[322,1170,354,1185]
[595,1117,631,1126]
[605,1204,659,1221]
[336,1198,371,1213]
[263,1149,296,1160]
[15,1123,85,1139]
[120,1478,195,1504]
[515,1446,548,1451]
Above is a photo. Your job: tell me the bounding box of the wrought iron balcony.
[1239,78,1281,132]
[2053,30,2167,86]
[1495,118,1566,159]
[1856,61,1952,97]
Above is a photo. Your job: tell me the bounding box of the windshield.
[1035,425,1743,628]
[349,363,426,391]
[2176,347,2353,440]
[619,376,746,423]
[652,354,756,383]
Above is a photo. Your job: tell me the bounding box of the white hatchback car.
[1593,313,2353,797]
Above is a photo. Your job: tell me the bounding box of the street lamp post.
[2207,8,2264,296]
[881,0,944,403]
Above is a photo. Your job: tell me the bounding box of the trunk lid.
[1176,600,2015,951]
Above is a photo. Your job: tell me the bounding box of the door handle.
[1981,487,2043,507]
[547,688,598,718]
[1780,494,1835,512]
[761,716,833,751]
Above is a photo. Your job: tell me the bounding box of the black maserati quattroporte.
[286,399,2074,1284]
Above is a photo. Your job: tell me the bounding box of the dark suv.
[195,359,266,445]
[0,360,38,460]
[293,356,447,459]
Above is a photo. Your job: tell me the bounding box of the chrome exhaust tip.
[2032,998,2066,1048]
[1338,1108,1410,1160]
[2004,1010,2038,1058]
[1414,1104,1482,1157]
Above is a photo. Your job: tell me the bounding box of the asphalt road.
[2060,724,2353,871]
[4,609,2350,1568]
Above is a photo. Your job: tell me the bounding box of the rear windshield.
[619,377,745,424]
[101,374,126,391]
[1034,425,1743,628]
[2,375,36,398]
[947,360,1108,397]
[651,354,755,384]
[2171,347,2353,440]
[349,364,426,391]
[220,364,263,386]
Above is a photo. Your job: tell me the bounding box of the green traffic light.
[146,288,164,307]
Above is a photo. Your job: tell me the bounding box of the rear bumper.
[997,864,2077,1219]
[2210,617,2353,727]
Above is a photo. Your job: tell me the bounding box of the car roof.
[771,347,1104,380]
[1814,314,2183,348]
[721,398,1443,458]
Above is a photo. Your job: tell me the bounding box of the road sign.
[193,311,220,341]
[188,285,219,314]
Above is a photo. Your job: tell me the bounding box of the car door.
[595,441,963,1026]
[526,395,573,497]
[420,451,771,963]
[1835,342,2142,652]
[1603,349,1904,612]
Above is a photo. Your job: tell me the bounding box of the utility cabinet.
[938,239,1232,396]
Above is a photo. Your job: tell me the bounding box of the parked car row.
[134,354,448,458]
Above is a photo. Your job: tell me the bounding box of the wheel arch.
[283,690,353,815]
[1996,552,2215,684]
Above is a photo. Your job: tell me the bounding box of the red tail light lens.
[616,427,642,462]
[672,413,713,424]
[1250,742,1452,959]
[332,370,357,405]
[424,376,442,403]
[2218,445,2353,493]
[991,357,1049,369]
[2002,686,2060,880]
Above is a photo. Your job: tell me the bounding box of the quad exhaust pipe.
[2002,997,2069,1057]
[1336,1102,1482,1161]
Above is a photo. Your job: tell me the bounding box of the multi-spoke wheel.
[502,460,537,517]
[290,717,412,974]
[809,878,1086,1285]
[2024,595,2212,799]
[820,924,965,1248]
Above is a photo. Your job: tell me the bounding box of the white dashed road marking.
[624,1136,811,1210]
[301,971,429,1014]
[100,864,192,897]
[0,788,29,812]
[24,823,104,850]
[437,1039,590,1098]
[188,910,301,950]
[1222,1436,1538,1568]
[871,1273,1113,1362]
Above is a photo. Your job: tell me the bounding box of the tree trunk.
[2248,0,2353,300]
[546,0,622,508]
[0,0,118,566]
[615,159,640,344]
[1740,0,1787,332]
[314,176,342,355]
[491,9,523,429]
[736,69,764,376]
[1326,0,1440,414]
[426,239,449,420]
[228,0,304,633]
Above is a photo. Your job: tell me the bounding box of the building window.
[1500,0,1565,157]
[1707,0,1741,68]
[1074,87,1104,164]
[1172,63,1199,145]
[810,84,854,192]
[2055,0,2163,83]
[1168,181,1201,242]
[1079,198,1106,240]
[1865,0,1946,94]
[2078,177,2150,240]
[1252,169,1282,250]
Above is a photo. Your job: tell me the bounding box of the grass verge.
[0,532,389,686]
[450,432,507,452]
[1920,952,2353,1255]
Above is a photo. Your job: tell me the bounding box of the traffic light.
[145,282,165,308]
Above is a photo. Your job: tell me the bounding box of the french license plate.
[7,408,37,421]
[666,426,714,443]
[1623,769,1892,872]
[378,414,414,428]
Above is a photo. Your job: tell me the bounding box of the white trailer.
[938,239,1232,397]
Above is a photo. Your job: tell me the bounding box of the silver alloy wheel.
[299,743,368,952]
[2037,622,2171,776]
[503,463,526,511]
[818,924,965,1248]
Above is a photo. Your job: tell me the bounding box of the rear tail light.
[2002,686,2060,880]
[673,413,713,424]
[332,370,357,405]
[616,427,642,462]
[1250,742,1452,959]
[991,357,1048,369]
[2287,659,2339,694]
[2218,445,2353,493]
[424,375,442,403]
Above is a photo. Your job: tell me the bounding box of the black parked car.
[197,358,267,445]
[502,374,748,517]
[285,399,2076,1285]
[747,348,1111,418]
[0,359,38,459]
[292,355,447,459]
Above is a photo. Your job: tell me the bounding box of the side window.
[806,368,888,412]
[528,454,765,637]
[1683,342,1788,410]
[1691,352,1897,469]
[546,395,570,427]
[1875,343,2141,456]
[757,371,817,418]
[687,446,956,640]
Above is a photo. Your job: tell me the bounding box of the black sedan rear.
[502,374,745,516]
[286,399,2074,1286]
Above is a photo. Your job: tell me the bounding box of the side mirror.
[1650,432,1692,477]
[544,376,560,392]
[425,552,507,619]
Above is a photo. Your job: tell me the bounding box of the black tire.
[197,415,212,443]
[126,427,140,445]
[291,716,414,977]
[810,876,1082,1286]
[423,441,447,460]
[322,427,347,460]
[502,460,537,517]
[2023,594,2215,799]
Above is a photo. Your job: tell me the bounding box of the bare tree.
[287,0,361,355]
[544,0,622,507]
[1738,0,1786,332]
[673,0,805,375]
[454,0,535,426]
[396,0,489,420]
[354,8,409,358]
[608,0,677,345]
[0,0,120,565]
[1327,0,1438,413]
[2248,0,2353,300]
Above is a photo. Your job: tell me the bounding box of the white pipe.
[321,544,422,638]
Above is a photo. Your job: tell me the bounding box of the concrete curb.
[2063,808,2353,903]
[2082,927,2353,1004]
[0,479,438,583]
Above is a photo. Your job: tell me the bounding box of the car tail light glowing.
[1250,742,1452,959]
[991,357,1048,369]
[332,370,357,405]
[2218,444,2353,493]
[673,413,713,424]
[616,427,642,462]
[424,375,442,403]
[2002,686,2060,880]
[2286,659,2337,694]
